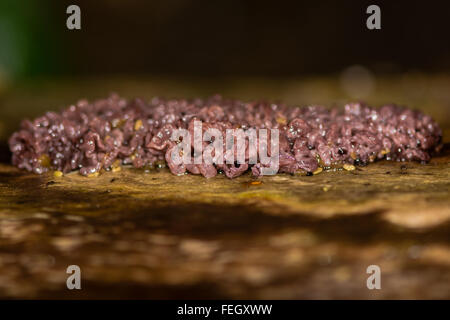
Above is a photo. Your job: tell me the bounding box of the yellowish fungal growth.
[343,164,356,171]
[313,167,323,175]
[276,117,287,125]
[87,172,100,178]
[38,154,51,168]
[134,119,143,131]
[53,170,63,178]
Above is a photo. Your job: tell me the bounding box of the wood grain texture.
[0,76,449,299]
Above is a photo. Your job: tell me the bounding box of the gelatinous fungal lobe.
[9,94,442,178]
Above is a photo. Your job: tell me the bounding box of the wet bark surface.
[0,76,449,299]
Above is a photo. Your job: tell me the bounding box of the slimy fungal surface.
[9,94,442,178]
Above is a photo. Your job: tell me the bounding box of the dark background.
[1,0,450,79]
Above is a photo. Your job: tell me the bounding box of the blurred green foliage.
[0,0,59,80]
